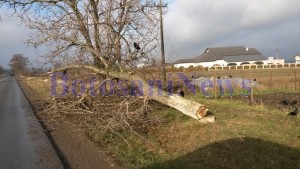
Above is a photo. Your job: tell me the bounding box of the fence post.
[270,69,273,89]
[213,70,217,100]
[250,69,254,105]
[294,70,297,91]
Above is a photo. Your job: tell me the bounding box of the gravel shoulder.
[18,78,122,169]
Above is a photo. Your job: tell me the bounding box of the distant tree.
[0,65,4,75]
[9,54,29,74]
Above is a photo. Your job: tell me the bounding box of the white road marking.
[0,76,9,82]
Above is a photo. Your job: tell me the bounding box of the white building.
[266,57,285,65]
[295,54,300,64]
[174,46,273,68]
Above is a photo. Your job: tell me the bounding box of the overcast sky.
[164,0,300,62]
[0,8,46,68]
[1,0,300,68]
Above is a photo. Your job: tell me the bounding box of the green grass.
[20,75,300,169]
[85,95,300,169]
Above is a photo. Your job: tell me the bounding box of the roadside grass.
[19,76,300,169]
[85,94,300,169]
[18,77,51,100]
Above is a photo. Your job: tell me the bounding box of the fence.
[171,67,300,106]
[208,63,300,71]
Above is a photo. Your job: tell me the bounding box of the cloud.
[0,9,43,67]
[1,1,300,67]
[164,0,300,60]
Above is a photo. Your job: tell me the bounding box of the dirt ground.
[248,92,298,107]
[217,92,300,114]
[18,81,123,169]
[257,93,300,106]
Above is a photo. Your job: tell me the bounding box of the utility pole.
[142,1,167,82]
[159,0,167,83]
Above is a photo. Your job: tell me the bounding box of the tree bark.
[149,94,206,119]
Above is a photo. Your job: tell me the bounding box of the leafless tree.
[9,54,29,74]
[1,0,207,134]
[2,0,159,69]
[0,65,4,75]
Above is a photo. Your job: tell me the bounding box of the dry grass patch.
[18,75,300,169]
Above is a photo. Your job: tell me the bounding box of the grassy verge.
[20,76,300,169]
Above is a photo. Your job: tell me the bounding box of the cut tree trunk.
[199,115,216,123]
[149,94,206,120]
[52,65,210,120]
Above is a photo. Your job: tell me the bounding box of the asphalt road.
[0,77,64,169]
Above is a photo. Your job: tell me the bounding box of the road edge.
[15,78,70,169]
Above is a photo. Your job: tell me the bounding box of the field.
[18,67,300,169]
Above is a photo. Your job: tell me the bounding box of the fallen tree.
[1,0,211,121]
[52,65,209,120]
